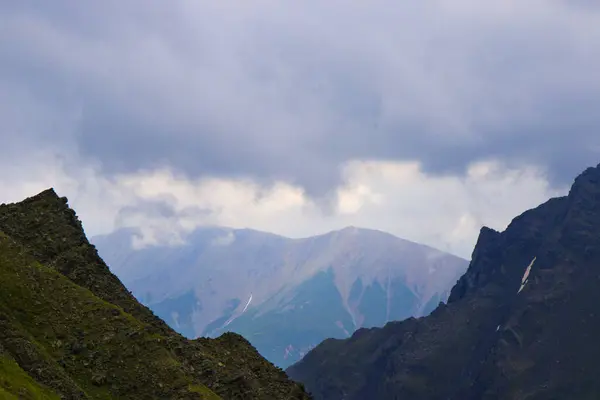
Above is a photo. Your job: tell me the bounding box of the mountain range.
[93,226,468,368]
[287,164,600,399]
[5,165,599,399]
[0,189,309,399]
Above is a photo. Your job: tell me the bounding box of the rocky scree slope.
[0,189,310,400]
[287,163,600,400]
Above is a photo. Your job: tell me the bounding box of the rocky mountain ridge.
[0,189,310,399]
[287,163,600,400]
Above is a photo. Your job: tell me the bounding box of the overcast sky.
[1,0,599,258]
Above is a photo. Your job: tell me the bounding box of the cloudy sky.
[1,0,599,258]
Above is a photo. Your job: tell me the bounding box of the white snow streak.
[222,293,253,328]
[518,257,536,293]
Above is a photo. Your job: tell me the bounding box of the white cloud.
[0,155,564,258]
[210,231,236,247]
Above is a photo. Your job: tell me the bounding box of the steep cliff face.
[287,164,600,400]
[0,189,310,399]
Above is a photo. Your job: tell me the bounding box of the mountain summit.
[0,189,309,399]
[287,163,600,399]
[94,225,467,368]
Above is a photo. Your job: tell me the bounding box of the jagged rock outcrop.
[0,189,310,399]
[287,163,600,400]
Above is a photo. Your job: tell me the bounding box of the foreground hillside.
[94,226,466,368]
[0,189,310,399]
[288,163,600,399]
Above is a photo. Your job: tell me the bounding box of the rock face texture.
[287,163,600,400]
[93,226,467,368]
[0,189,310,399]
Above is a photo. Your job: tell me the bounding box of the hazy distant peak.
[94,220,468,370]
[311,226,406,243]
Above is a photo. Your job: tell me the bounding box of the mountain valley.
[93,227,467,368]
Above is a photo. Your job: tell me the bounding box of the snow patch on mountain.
[223,293,253,328]
[518,257,536,293]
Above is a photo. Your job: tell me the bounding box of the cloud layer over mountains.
[1,1,598,256]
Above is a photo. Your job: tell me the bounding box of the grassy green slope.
[0,351,60,400]
[0,232,220,399]
[0,189,309,400]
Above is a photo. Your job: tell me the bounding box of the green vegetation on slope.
[0,189,310,399]
[0,233,218,399]
[0,351,60,400]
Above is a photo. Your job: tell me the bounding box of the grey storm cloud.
[2,0,600,195]
[116,198,212,226]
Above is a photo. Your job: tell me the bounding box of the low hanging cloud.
[0,154,564,258]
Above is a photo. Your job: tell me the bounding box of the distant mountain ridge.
[287,163,600,400]
[93,225,468,368]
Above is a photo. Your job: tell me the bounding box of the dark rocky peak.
[446,165,600,305]
[16,187,61,203]
[448,194,568,305]
[288,162,600,400]
[558,163,600,260]
[447,226,502,303]
[562,163,600,224]
[568,163,600,199]
[0,187,87,262]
